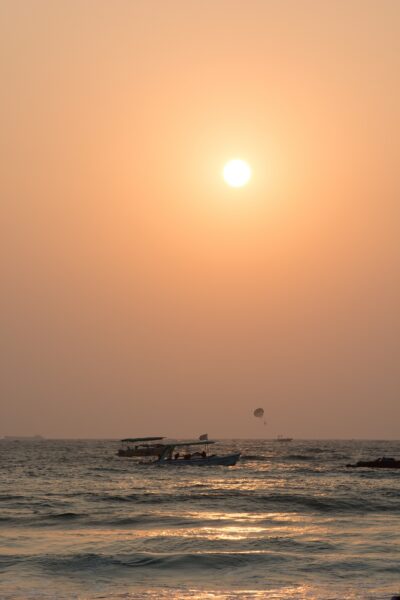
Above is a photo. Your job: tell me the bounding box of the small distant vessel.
[154,440,240,467]
[276,435,293,442]
[117,437,165,457]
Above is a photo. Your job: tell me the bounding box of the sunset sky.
[1,0,399,438]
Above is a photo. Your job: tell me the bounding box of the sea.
[1,439,399,600]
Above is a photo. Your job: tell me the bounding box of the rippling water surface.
[1,439,399,599]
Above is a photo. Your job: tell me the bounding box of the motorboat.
[117,436,165,457]
[154,440,240,466]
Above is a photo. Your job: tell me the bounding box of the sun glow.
[223,159,252,187]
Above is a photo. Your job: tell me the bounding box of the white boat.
[154,440,240,467]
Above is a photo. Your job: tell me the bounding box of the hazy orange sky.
[1,0,399,438]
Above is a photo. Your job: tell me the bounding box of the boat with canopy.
[154,440,240,466]
[117,437,165,457]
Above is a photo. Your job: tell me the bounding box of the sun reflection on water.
[0,510,334,557]
[113,584,362,599]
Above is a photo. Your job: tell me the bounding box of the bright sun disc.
[223,159,251,187]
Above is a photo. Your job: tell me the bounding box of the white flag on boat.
[199,433,208,441]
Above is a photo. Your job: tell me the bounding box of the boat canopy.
[120,436,164,443]
[163,440,215,448]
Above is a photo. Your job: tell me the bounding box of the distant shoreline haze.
[1,436,400,442]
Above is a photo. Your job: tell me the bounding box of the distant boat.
[276,435,293,442]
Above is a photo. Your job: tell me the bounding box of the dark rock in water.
[346,456,400,469]
[390,595,400,600]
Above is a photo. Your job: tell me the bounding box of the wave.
[91,493,145,503]
[12,546,397,577]
[46,512,83,520]
[0,516,13,523]
[30,551,287,574]
[0,509,204,529]
[0,494,25,502]
[252,491,400,513]
[1,550,284,573]
[3,492,399,525]
[89,466,128,473]
[0,554,27,570]
[241,455,269,461]
[283,454,317,461]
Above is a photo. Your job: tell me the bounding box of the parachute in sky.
[253,408,264,419]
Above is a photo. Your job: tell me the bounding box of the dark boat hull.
[157,452,240,466]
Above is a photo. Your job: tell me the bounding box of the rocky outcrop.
[346,456,400,469]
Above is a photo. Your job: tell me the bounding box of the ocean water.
[0,439,399,600]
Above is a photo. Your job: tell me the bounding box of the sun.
[223,159,252,188]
